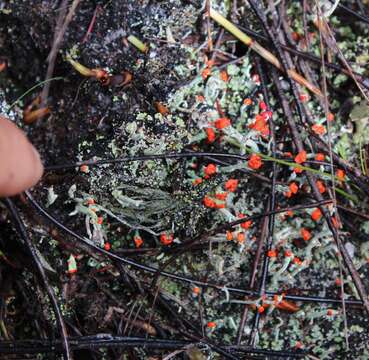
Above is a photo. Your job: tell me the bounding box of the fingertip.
[0,116,43,197]
[30,143,44,183]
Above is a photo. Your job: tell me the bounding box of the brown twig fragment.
[23,96,50,124]
[205,0,213,51]
[40,0,82,107]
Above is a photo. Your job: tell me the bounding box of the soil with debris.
[1,1,369,359]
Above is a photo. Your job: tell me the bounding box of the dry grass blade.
[209,8,323,97]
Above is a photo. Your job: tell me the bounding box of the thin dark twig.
[153,293,239,360]
[39,0,68,107]
[149,197,331,290]
[44,152,255,171]
[249,0,369,315]
[337,3,369,25]
[274,65,369,314]
[200,151,282,184]
[3,198,71,360]
[337,205,369,221]
[234,24,369,90]
[303,0,311,50]
[315,6,369,102]
[238,206,268,345]
[315,2,349,347]
[44,150,367,194]
[312,136,369,197]
[236,56,278,345]
[355,0,366,14]
[41,0,81,107]
[0,336,308,357]
[23,191,363,306]
[149,199,334,289]
[247,58,278,347]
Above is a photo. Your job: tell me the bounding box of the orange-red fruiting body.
[248,154,263,169]
[295,150,307,164]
